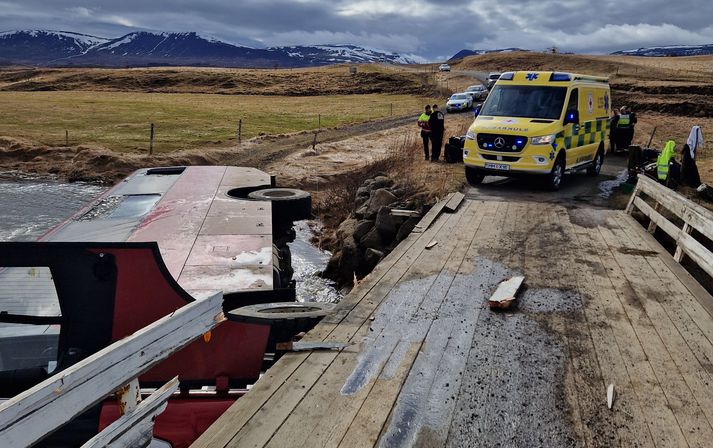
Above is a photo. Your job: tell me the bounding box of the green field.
[0,91,433,153]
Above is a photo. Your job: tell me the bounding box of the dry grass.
[0,91,437,153]
[312,117,469,251]
[0,64,435,96]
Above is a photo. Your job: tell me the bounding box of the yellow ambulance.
[463,71,611,190]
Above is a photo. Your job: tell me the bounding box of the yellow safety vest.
[617,114,630,127]
[657,140,675,181]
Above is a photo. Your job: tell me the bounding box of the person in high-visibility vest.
[657,140,676,182]
[616,106,637,151]
[417,105,432,161]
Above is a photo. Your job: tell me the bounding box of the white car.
[486,72,501,89]
[439,63,451,72]
[446,93,473,112]
[464,84,488,101]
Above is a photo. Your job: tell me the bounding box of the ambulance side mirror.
[564,109,579,126]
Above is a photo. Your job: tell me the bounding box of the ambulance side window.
[567,88,579,112]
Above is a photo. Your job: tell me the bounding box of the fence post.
[390,103,393,116]
[238,119,242,144]
[318,114,321,130]
[149,123,154,155]
[65,130,68,147]
[312,131,317,150]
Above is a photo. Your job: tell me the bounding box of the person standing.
[616,106,637,151]
[609,108,620,152]
[428,104,445,162]
[417,105,432,160]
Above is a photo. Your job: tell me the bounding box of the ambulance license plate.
[485,163,510,171]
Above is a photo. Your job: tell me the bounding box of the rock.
[323,236,359,287]
[336,218,358,242]
[370,175,393,190]
[375,206,403,240]
[395,217,421,242]
[360,227,384,250]
[356,186,370,197]
[366,188,397,217]
[364,248,385,269]
[355,203,370,220]
[353,220,375,241]
[302,149,319,157]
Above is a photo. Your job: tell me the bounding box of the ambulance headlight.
[531,134,555,145]
[466,130,476,141]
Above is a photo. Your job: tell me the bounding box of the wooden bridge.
[193,176,713,448]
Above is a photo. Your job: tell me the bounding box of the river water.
[0,172,340,303]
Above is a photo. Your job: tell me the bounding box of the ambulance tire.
[546,154,565,191]
[465,167,484,186]
[587,146,604,176]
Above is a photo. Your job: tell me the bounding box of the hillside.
[452,52,713,118]
[0,64,435,96]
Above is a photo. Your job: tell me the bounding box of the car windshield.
[480,85,567,119]
[489,74,500,80]
[467,86,483,92]
[451,94,467,100]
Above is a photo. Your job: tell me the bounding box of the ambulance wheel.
[546,154,565,191]
[587,147,604,176]
[465,167,484,186]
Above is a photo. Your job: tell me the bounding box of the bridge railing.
[0,291,225,448]
[627,175,713,277]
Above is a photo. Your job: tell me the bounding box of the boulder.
[365,188,397,217]
[360,227,384,250]
[355,203,371,220]
[323,236,359,287]
[370,175,393,190]
[356,186,371,197]
[375,206,403,240]
[395,217,421,242]
[364,248,385,269]
[336,218,358,242]
[353,220,375,241]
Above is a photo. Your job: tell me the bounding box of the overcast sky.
[2,0,713,60]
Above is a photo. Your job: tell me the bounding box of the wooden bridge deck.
[193,197,713,448]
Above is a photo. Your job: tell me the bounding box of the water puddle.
[289,221,341,303]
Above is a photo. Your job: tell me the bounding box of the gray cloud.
[0,0,711,59]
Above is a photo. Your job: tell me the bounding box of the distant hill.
[0,29,418,68]
[612,44,713,57]
[448,48,528,62]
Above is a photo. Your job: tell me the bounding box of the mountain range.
[0,30,419,68]
[611,44,713,57]
[448,48,528,61]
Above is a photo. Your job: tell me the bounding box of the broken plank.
[443,192,465,213]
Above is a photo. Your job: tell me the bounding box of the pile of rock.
[323,175,422,288]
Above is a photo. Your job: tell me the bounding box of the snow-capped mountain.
[0,30,417,67]
[611,44,713,57]
[0,30,108,64]
[274,44,418,65]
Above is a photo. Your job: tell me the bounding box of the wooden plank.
[412,193,453,233]
[610,213,713,382]
[674,223,692,262]
[191,199,460,448]
[617,212,713,321]
[222,207,472,448]
[598,221,713,446]
[342,201,499,447]
[636,175,713,242]
[635,197,713,280]
[0,292,224,448]
[562,210,657,447]
[81,377,179,448]
[572,216,689,447]
[268,201,487,448]
[443,192,465,213]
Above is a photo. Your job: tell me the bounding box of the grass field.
[0,91,435,153]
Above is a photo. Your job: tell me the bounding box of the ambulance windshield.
[480,85,567,120]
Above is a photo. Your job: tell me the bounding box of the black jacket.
[428,111,445,135]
